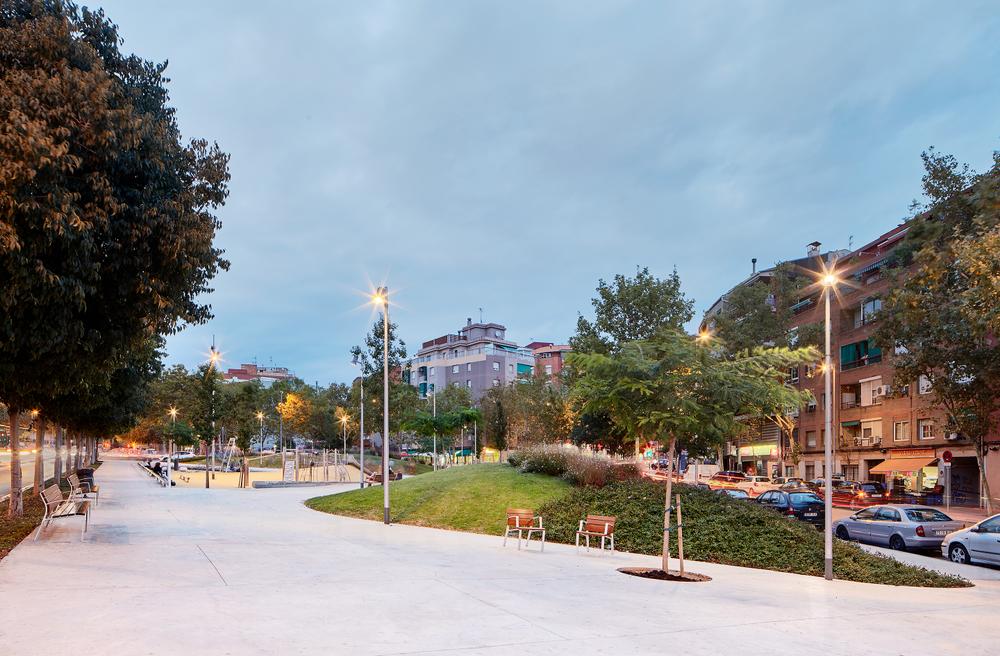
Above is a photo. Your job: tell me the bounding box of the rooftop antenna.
[479,307,483,323]
[751,258,757,274]
[848,235,854,251]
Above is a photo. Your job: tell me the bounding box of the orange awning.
[869,457,937,475]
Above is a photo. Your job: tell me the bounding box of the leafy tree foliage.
[875,148,1000,512]
[570,266,693,355]
[1,2,229,515]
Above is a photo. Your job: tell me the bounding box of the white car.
[172,451,197,460]
[941,513,1000,566]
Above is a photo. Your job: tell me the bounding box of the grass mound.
[306,464,570,534]
[536,479,970,588]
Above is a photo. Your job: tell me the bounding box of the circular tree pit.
[617,567,711,583]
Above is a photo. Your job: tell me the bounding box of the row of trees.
[1,3,230,516]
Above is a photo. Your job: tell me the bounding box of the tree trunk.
[6,409,23,517]
[64,431,73,478]
[54,426,64,483]
[975,441,995,515]
[73,432,81,471]
[661,435,677,573]
[33,416,46,495]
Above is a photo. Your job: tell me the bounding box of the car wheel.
[835,525,850,540]
[948,544,970,565]
[889,535,907,552]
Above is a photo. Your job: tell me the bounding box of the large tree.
[570,329,816,573]
[1,3,229,516]
[875,148,1000,513]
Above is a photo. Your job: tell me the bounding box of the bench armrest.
[577,520,585,531]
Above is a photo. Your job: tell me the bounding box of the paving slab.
[0,460,997,655]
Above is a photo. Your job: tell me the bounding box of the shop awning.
[841,420,860,427]
[869,457,937,475]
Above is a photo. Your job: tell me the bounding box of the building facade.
[703,230,999,507]
[526,342,572,379]
[223,363,294,387]
[406,319,535,400]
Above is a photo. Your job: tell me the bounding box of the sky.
[96,0,1000,385]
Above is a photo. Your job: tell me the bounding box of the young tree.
[570,329,816,573]
[875,148,1000,512]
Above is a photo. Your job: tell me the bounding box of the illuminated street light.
[820,269,840,581]
[340,414,349,456]
[696,329,712,344]
[351,353,366,490]
[372,286,391,525]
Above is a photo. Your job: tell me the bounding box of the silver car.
[941,513,1000,566]
[832,504,965,551]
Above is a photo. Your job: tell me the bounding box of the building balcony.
[841,353,882,371]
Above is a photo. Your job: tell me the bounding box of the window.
[840,340,882,370]
[466,380,472,388]
[467,363,472,372]
[452,365,459,374]
[860,420,881,445]
[508,363,514,374]
[979,517,1000,533]
[495,330,501,337]
[875,508,900,522]
[492,361,500,371]
[787,367,799,384]
[805,364,817,378]
[854,507,878,520]
[805,464,815,480]
[544,364,552,375]
[860,377,882,406]
[893,421,909,442]
[806,430,817,447]
[861,298,881,324]
[429,367,435,376]
[842,465,858,480]
[918,419,936,440]
[918,375,932,394]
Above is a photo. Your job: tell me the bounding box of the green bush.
[536,478,970,588]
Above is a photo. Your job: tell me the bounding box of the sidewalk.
[0,460,998,655]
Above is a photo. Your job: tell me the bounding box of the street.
[0,449,59,498]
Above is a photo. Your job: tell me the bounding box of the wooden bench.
[35,485,91,541]
[138,461,169,486]
[67,472,100,506]
[575,514,616,554]
[364,470,403,486]
[503,508,545,551]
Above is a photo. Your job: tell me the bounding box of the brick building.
[525,342,572,379]
[703,227,998,507]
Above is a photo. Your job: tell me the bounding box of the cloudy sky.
[98,0,1000,385]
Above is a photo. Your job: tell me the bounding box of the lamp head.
[822,274,838,287]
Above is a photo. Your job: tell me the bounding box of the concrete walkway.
[1,460,997,655]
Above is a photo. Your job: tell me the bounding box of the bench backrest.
[506,508,535,528]
[584,515,616,534]
[42,485,64,509]
[67,473,80,489]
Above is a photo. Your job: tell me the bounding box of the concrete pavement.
[0,459,997,655]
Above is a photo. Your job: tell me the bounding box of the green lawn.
[306,463,571,534]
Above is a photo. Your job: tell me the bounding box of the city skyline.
[89,1,1000,384]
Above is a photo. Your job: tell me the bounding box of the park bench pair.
[35,471,99,541]
[502,510,617,554]
[364,470,403,486]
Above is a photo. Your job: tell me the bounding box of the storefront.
[866,446,982,506]
[736,444,777,477]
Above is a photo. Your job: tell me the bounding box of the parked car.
[755,489,825,528]
[830,480,889,507]
[833,505,965,551]
[772,477,804,486]
[716,488,750,500]
[172,451,197,461]
[707,471,747,490]
[941,513,1000,566]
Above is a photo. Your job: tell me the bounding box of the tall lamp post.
[340,414,349,457]
[168,407,179,470]
[351,354,366,489]
[373,286,391,525]
[256,411,264,463]
[821,272,839,581]
[206,342,220,489]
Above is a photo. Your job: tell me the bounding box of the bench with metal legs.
[503,508,545,551]
[35,485,91,541]
[575,515,616,554]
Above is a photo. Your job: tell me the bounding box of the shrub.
[509,444,637,487]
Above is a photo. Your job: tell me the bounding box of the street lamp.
[820,270,839,581]
[372,286,391,524]
[351,353,365,490]
[206,340,220,489]
[168,407,179,470]
[256,411,264,462]
[339,414,349,457]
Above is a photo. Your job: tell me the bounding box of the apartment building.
[525,342,572,378]
[406,319,535,400]
[224,362,294,387]
[703,229,998,507]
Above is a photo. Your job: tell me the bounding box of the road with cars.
[0,449,59,498]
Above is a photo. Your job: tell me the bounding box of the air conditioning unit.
[946,432,962,441]
[874,384,891,397]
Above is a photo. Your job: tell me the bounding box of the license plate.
[934,530,947,536]
[804,513,817,517]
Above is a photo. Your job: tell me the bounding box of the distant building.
[224,363,293,387]
[526,342,571,378]
[406,318,535,400]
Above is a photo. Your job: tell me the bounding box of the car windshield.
[861,483,885,493]
[904,509,952,522]
[790,493,821,504]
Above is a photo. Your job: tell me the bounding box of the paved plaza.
[1,460,998,655]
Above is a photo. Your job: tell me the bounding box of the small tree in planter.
[570,329,816,578]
